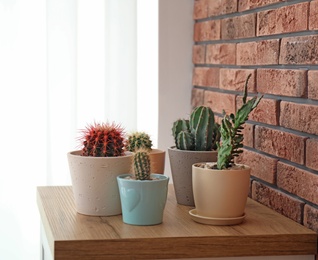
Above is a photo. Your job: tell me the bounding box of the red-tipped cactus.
[80,122,125,157]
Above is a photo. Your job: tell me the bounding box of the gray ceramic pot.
[168,147,217,206]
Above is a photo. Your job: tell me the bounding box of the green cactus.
[126,131,153,152]
[172,107,220,151]
[133,150,151,180]
[176,130,194,150]
[80,122,125,157]
[216,74,263,170]
[190,106,219,151]
[172,119,190,146]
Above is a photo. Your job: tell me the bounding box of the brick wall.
[192,0,318,232]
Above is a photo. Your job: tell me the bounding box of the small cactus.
[172,106,220,151]
[79,122,125,157]
[125,132,153,152]
[216,74,263,169]
[133,150,151,180]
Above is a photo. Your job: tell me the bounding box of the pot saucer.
[189,209,245,225]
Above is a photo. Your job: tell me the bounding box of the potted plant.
[190,75,263,225]
[125,131,165,174]
[117,149,169,225]
[67,122,133,216]
[168,106,220,206]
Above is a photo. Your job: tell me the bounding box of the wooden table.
[37,185,317,260]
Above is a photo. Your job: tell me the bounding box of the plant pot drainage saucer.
[189,209,245,225]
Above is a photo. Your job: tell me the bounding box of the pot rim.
[193,162,250,172]
[168,146,217,153]
[117,173,169,182]
[68,150,133,159]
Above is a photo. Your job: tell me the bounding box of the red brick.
[206,68,220,87]
[257,69,306,97]
[279,35,318,65]
[237,39,279,65]
[193,0,208,20]
[193,67,207,87]
[257,3,308,36]
[242,123,254,147]
[206,43,236,64]
[221,13,256,40]
[257,9,276,36]
[204,91,236,114]
[306,139,318,171]
[192,45,206,64]
[277,162,318,205]
[255,126,306,164]
[191,88,204,108]
[220,69,256,92]
[207,0,221,17]
[309,0,318,30]
[192,67,219,87]
[280,101,318,135]
[237,149,277,184]
[308,70,318,100]
[194,20,221,42]
[252,181,304,223]
[239,0,285,11]
[208,0,237,17]
[304,205,318,232]
[237,97,279,125]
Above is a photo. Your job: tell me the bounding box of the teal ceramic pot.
[117,174,169,226]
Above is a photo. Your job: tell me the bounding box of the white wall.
[158,0,194,178]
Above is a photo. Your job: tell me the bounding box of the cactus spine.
[80,122,125,157]
[133,150,151,180]
[125,132,153,152]
[172,106,220,151]
[216,74,263,169]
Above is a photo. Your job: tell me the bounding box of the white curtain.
[0,0,157,259]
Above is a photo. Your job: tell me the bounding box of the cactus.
[125,132,153,152]
[80,122,125,157]
[172,107,220,151]
[172,119,190,146]
[133,150,151,180]
[176,130,194,150]
[216,74,263,169]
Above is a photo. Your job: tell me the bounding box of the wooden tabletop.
[37,185,317,259]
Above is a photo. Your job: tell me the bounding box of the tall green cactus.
[172,106,220,151]
[126,131,153,152]
[190,106,217,151]
[133,150,151,180]
[216,74,263,169]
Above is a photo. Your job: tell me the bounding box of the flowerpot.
[191,163,251,225]
[149,149,165,174]
[67,150,133,216]
[168,147,217,206]
[117,174,169,225]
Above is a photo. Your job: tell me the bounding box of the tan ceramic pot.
[67,150,133,216]
[168,147,217,206]
[149,149,165,174]
[192,163,251,218]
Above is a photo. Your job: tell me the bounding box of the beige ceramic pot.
[168,147,217,206]
[67,150,133,216]
[149,149,165,174]
[192,163,251,219]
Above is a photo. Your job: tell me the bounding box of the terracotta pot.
[192,163,251,219]
[149,149,165,174]
[67,150,133,216]
[168,147,217,206]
